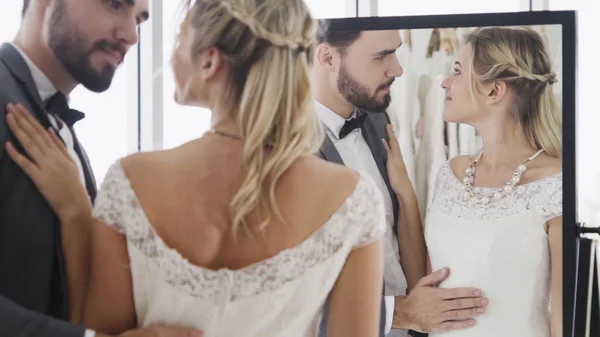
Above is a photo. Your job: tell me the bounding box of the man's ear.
[315,44,336,71]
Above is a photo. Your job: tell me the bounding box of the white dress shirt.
[10,43,95,337]
[315,99,408,336]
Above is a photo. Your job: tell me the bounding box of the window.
[70,61,135,186]
[161,0,355,149]
[376,0,523,16]
[305,0,355,18]
[549,0,600,224]
[0,2,21,43]
[161,0,212,150]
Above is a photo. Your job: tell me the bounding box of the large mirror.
[312,11,576,337]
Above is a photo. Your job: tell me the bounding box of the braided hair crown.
[218,0,316,53]
[464,26,562,159]
[466,27,558,91]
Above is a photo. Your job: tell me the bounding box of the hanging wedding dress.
[388,50,420,190]
[414,52,446,215]
[458,124,481,155]
[415,48,454,215]
[414,70,432,152]
[454,28,482,156]
[446,123,459,158]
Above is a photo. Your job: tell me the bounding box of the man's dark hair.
[22,0,30,17]
[316,19,362,56]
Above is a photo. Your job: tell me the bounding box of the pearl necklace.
[462,149,544,204]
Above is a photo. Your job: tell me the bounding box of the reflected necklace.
[205,128,241,140]
[462,149,544,204]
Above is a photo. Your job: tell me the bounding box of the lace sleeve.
[91,160,129,234]
[352,174,388,249]
[537,173,563,222]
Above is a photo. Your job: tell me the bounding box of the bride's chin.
[174,95,184,105]
[174,91,189,106]
[174,93,209,109]
[443,110,466,124]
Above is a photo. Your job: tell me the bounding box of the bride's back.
[143,0,348,272]
[120,139,360,272]
[95,139,385,337]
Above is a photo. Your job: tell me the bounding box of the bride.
[3,0,389,336]
[425,27,562,337]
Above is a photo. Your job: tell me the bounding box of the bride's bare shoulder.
[119,150,174,182]
[523,153,562,182]
[295,155,359,181]
[287,156,361,196]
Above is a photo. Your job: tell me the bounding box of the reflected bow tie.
[338,112,368,139]
[45,92,85,128]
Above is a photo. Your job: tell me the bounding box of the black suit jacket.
[0,43,96,337]
[317,108,399,337]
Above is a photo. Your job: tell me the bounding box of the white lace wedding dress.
[92,161,387,337]
[424,161,562,337]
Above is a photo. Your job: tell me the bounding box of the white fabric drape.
[415,73,447,216]
[388,52,420,190]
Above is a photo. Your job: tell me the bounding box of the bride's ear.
[485,81,509,105]
[199,47,224,81]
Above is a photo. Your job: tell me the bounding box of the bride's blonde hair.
[465,27,562,158]
[177,0,323,239]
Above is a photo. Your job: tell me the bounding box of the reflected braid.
[482,62,557,85]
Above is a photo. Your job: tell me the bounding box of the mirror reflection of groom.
[310,21,488,337]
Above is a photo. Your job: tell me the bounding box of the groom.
[0,1,200,336]
[311,21,488,337]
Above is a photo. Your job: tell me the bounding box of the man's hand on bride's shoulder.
[392,268,489,333]
[98,325,204,337]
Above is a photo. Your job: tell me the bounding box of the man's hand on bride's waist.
[391,267,489,333]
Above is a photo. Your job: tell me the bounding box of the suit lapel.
[0,44,97,201]
[360,114,392,192]
[360,111,400,234]
[319,133,344,165]
[68,126,97,201]
[0,44,57,134]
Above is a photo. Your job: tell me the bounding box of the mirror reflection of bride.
[424,27,563,337]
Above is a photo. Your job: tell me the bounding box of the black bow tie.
[45,92,85,128]
[338,112,368,139]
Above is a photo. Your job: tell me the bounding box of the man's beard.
[336,61,394,113]
[48,0,125,93]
